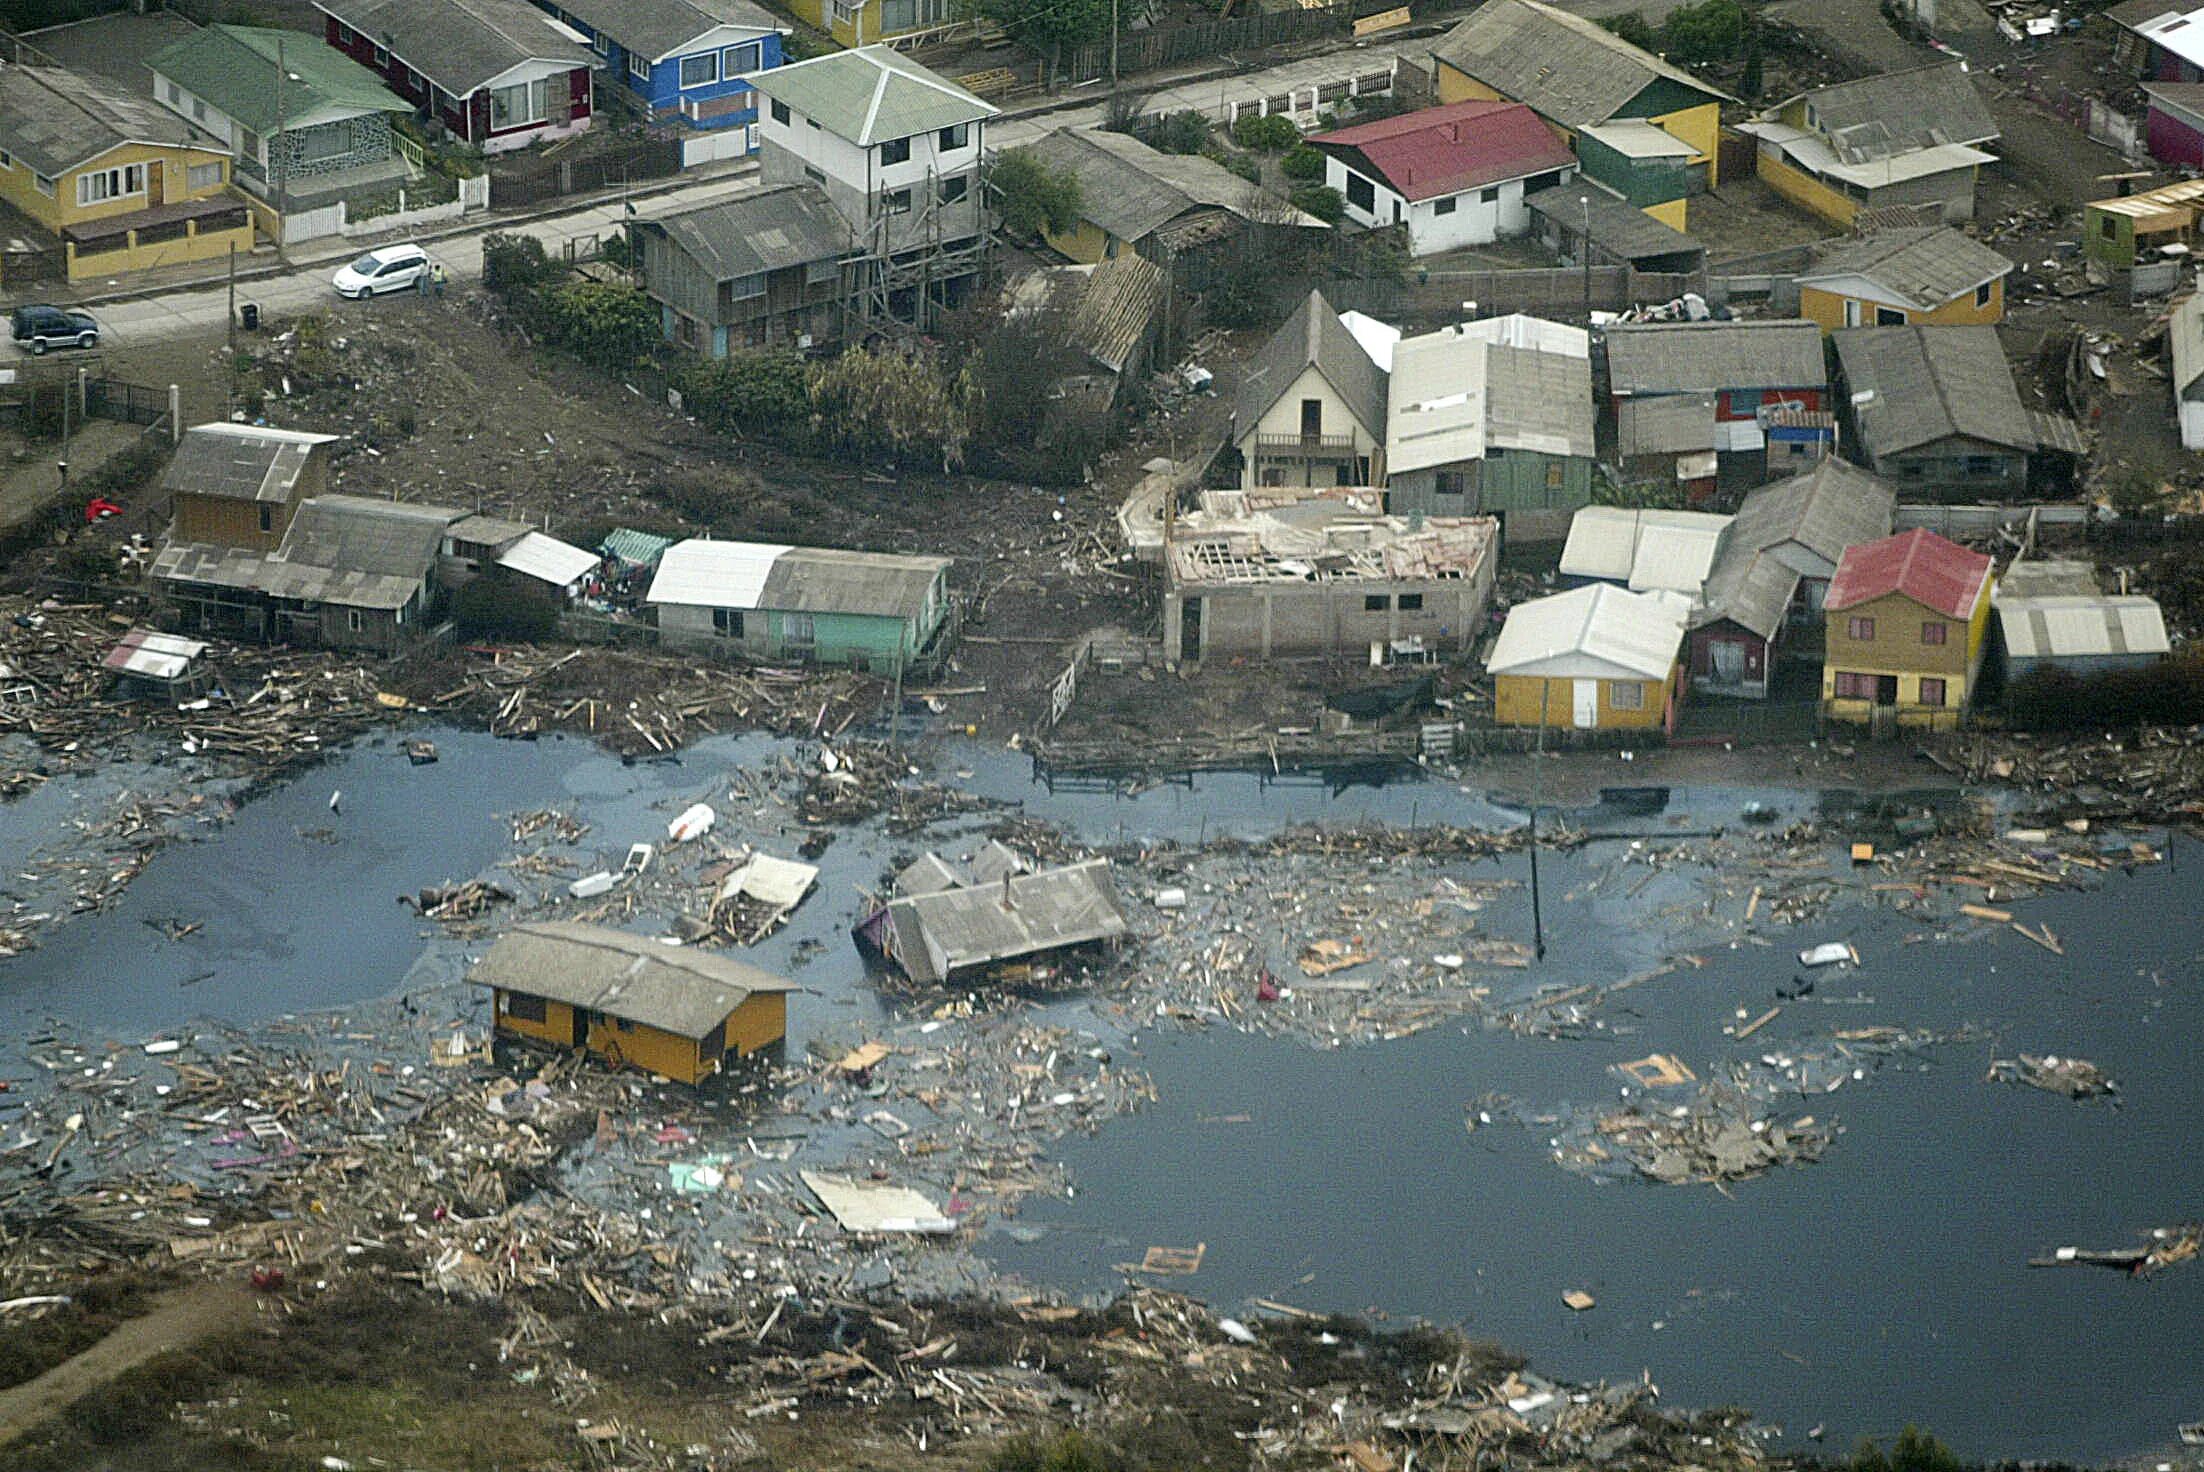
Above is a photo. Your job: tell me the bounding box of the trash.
[863,1109,911,1139]
[1619,1054,1696,1088]
[1989,1054,2116,1099]
[142,1039,183,1056]
[2031,1223,2200,1276]
[621,843,654,877]
[1561,1289,1595,1312]
[568,872,617,900]
[667,803,716,843]
[667,1158,735,1193]
[1135,1243,1206,1275]
[836,1042,892,1074]
[1217,1317,1258,1344]
[799,1171,956,1234]
[1300,939,1374,976]
[1798,942,1858,968]
[404,739,439,765]
[1849,843,1875,863]
[1342,1441,1394,1472]
[1155,887,1188,909]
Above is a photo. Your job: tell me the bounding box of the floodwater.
[2,731,2199,1461]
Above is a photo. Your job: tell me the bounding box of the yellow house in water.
[470,921,794,1086]
[1486,582,1688,730]
[1736,65,1999,230]
[1428,0,1727,231]
[0,63,252,282]
[1821,528,1994,731]
[1796,226,2012,333]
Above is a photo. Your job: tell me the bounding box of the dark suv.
[10,305,99,354]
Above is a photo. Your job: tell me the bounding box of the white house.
[1232,289,1390,489]
[1307,98,1577,256]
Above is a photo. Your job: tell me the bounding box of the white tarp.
[717,853,819,908]
[496,531,600,589]
[800,1171,956,1234]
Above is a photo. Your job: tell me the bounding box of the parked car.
[10,305,99,354]
[331,243,429,299]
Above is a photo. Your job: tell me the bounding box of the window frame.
[1432,195,1457,216]
[1917,676,1947,707]
[713,607,745,636]
[1920,620,1947,646]
[679,50,720,88]
[938,174,968,205]
[770,98,791,124]
[75,163,146,208]
[502,990,548,1023]
[1344,171,1375,213]
[938,121,970,151]
[1398,593,1425,612]
[1363,594,1389,613]
[489,77,550,131]
[187,160,225,190]
[879,136,912,166]
[879,186,912,215]
[1975,280,1993,307]
[1846,615,1875,642]
[1608,679,1645,712]
[628,49,651,82]
[722,41,762,77]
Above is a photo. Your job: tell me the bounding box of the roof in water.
[467,920,794,1039]
[877,856,1129,983]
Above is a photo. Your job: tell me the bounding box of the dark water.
[2,736,2197,1460]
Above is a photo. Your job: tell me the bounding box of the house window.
[238,127,264,165]
[1364,594,1389,612]
[258,505,274,534]
[1918,676,1947,706]
[1963,454,2008,476]
[76,163,146,206]
[629,50,651,81]
[1345,171,1375,212]
[1921,620,1947,645]
[1545,461,1565,489]
[713,607,745,636]
[939,121,970,150]
[2101,216,2117,239]
[1975,280,1993,307]
[680,52,719,88]
[1398,593,1425,612]
[188,161,224,190]
[1478,186,1499,204]
[880,187,912,214]
[1609,680,1645,711]
[192,97,208,120]
[1876,306,1906,325]
[502,991,547,1023]
[729,271,766,300]
[939,174,968,205]
[783,612,814,644]
[880,136,911,165]
[771,99,790,124]
[346,609,364,634]
[1833,671,1875,699]
[1433,196,1457,216]
[723,41,761,75]
[1846,616,1875,641]
[372,44,387,65]
[489,78,550,130]
[592,31,610,57]
[300,127,350,163]
[803,164,825,183]
[33,170,55,196]
[334,21,354,43]
[163,79,180,104]
[1434,470,1466,495]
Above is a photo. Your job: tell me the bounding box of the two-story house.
[532,0,783,154]
[316,0,596,153]
[635,183,854,354]
[747,46,995,325]
[1821,528,1993,731]
[163,423,342,551]
[1231,290,1389,490]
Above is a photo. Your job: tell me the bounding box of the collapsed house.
[856,842,1130,985]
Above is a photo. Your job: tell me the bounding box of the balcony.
[1255,432,1358,458]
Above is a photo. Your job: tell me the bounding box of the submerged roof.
[648,539,948,622]
[0,62,223,177]
[1429,0,1728,129]
[748,44,995,146]
[1308,98,1576,201]
[1833,324,2034,457]
[104,628,207,681]
[163,423,341,505]
[881,857,1129,983]
[150,24,407,134]
[1825,528,1992,618]
[1234,289,1389,444]
[312,0,594,97]
[1798,227,2013,311]
[1487,581,1688,681]
[1996,595,2170,660]
[468,920,794,1039]
[1604,320,1826,396]
[1168,506,1497,588]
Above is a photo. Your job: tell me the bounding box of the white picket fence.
[280,173,491,244]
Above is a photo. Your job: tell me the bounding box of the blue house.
[534,0,784,147]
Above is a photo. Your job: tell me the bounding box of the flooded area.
[1,729,2198,1464]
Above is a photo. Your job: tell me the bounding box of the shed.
[496,530,601,595]
[103,628,212,701]
[164,423,341,551]
[1487,581,1687,729]
[1558,506,1730,595]
[648,538,952,668]
[468,920,794,1084]
[1832,324,2046,494]
[1995,595,2171,680]
[860,854,1130,984]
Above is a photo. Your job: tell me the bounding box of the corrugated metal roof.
[103,628,206,681]
[1769,63,1999,153]
[1486,581,1687,680]
[1798,227,2013,311]
[153,492,459,612]
[1234,289,1389,448]
[1558,506,1731,592]
[149,24,405,136]
[1385,324,1592,475]
[1998,595,2170,659]
[2130,4,2204,70]
[1455,312,1589,358]
[1526,181,1704,266]
[467,920,793,1039]
[645,183,850,284]
[1833,324,2034,458]
[748,44,994,146]
[647,539,792,608]
[315,0,593,96]
[1692,459,1895,638]
[601,528,676,567]
[163,423,339,505]
[1615,393,1716,456]
[1308,99,1577,202]
[497,531,599,587]
[759,547,948,623]
[1386,329,1487,476]
[1579,118,1698,159]
[1604,320,1826,396]
[1429,0,1728,130]
[549,0,778,64]
[1486,341,1595,458]
[880,858,1128,983]
[1825,528,1992,617]
[1067,251,1165,375]
[0,62,222,178]
[1737,121,1997,188]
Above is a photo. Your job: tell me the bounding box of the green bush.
[1151,110,1211,154]
[1661,0,1744,63]
[673,350,812,440]
[1206,277,1274,330]
[1232,113,1301,152]
[1601,10,1660,50]
[1287,183,1345,223]
[807,347,971,471]
[1222,153,1261,183]
[536,279,661,370]
[1849,1427,1966,1472]
[454,575,560,640]
[2006,657,2204,731]
[481,231,560,293]
[990,148,1083,240]
[1281,145,1327,182]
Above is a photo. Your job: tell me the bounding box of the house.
[749,46,995,323]
[857,847,1131,986]
[2110,0,2204,82]
[1737,66,1999,229]
[316,0,595,153]
[148,25,409,217]
[1995,591,2171,682]
[531,0,782,143]
[1613,394,1718,499]
[1686,458,1896,699]
[2169,292,2204,449]
[469,920,794,1084]
[103,629,214,702]
[1306,99,1577,255]
[0,63,252,282]
[648,538,953,671]
[1558,506,1732,596]
[1019,127,1325,266]
[1601,320,1830,474]
[2082,177,2204,279]
[1429,0,1729,228]
[1233,290,1388,490]
[1163,503,1499,663]
[163,423,342,553]
[439,515,600,597]
[151,494,463,653]
[1525,181,1707,275]
[1384,316,1595,540]
[1821,528,1994,729]
[635,184,854,355]
[1486,581,1688,730]
[1010,253,1170,417]
[1832,325,2079,497]
[1796,227,2013,332]
[2143,83,2204,168]
[782,0,960,50]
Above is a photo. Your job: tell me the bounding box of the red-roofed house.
[1309,99,1578,256]
[1821,528,1994,730]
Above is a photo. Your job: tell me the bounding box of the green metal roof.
[748,44,994,146]
[150,24,406,136]
[600,527,676,567]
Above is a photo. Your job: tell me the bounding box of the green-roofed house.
[149,24,409,214]
[749,45,996,325]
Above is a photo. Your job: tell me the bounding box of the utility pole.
[1528,679,1549,960]
[1110,0,1120,93]
[1579,193,1592,328]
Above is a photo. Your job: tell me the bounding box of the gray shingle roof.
[1616,393,1716,456]
[1068,252,1166,375]
[162,424,339,505]
[153,494,458,611]
[1833,324,2034,458]
[757,547,948,623]
[0,62,220,177]
[1022,127,1308,244]
[1603,320,1826,396]
[1526,181,1704,267]
[548,0,778,64]
[645,183,851,281]
[1694,457,1896,639]
[1430,0,1729,129]
[313,0,593,96]
[468,920,793,1038]
[748,44,994,146]
[1798,227,2012,310]
[1779,64,1998,156]
[1235,289,1389,446]
[1486,342,1595,458]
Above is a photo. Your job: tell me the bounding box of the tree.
[1288,183,1345,224]
[1849,1427,1966,1472]
[1661,0,1744,63]
[542,279,661,370]
[1232,113,1301,152]
[1149,110,1211,154]
[1600,10,1660,50]
[970,0,1112,55]
[1281,145,1327,182]
[807,347,971,471]
[673,351,812,440]
[989,148,1083,241]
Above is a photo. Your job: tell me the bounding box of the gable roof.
[1996,595,2170,660]
[880,858,1129,984]
[1234,290,1389,446]
[1429,0,1728,129]
[0,62,222,177]
[1066,252,1167,375]
[162,423,341,504]
[311,0,592,96]
[1486,581,1688,681]
[1616,392,1717,456]
[547,0,779,63]
[1692,459,1896,638]
[1526,180,1706,268]
[1833,324,2034,458]
[647,539,948,622]
[467,920,794,1038]
[748,44,994,146]
[1559,506,1731,592]
[1824,528,1992,617]
[1798,227,2012,311]
[151,494,461,611]
[150,24,406,135]
[1603,320,1826,396]
[643,183,851,282]
[1023,127,1319,242]
[1776,64,1998,153]
[1307,99,1576,201]
[2111,1,2204,69]
[1387,321,1593,475]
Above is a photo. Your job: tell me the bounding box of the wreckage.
[856,842,1130,984]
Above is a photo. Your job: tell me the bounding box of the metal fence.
[491,138,685,209]
[85,378,172,428]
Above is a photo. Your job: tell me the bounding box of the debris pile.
[1988,1053,2118,1100]
[1583,1083,1834,1185]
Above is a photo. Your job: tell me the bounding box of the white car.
[332,244,429,299]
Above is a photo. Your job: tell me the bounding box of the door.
[1179,596,1202,661]
[1572,679,1599,728]
[569,1007,589,1047]
[1711,640,1745,685]
[1299,398,1323,440]
[146,161,164,207]
[1874,674,1898,706]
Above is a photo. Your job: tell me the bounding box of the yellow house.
[1429,0,1728,230]
[1487,582,1687,730]
[1796,226,2011,334]
[0,63,252,282]
[469,921,794,1086]
[782,0,955,48]
[1821,528,1994,731]
[1736,65,1999,230]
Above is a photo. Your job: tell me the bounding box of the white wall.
[757,95,985,246]
[1326,156,1573,258]
[1234,363,1379,488]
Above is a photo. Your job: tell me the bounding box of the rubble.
[1988,1053,2118,1099]
[2032,1224,2202,1276]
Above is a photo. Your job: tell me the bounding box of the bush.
[2006,657,2204,731]
[990,148,1083,240]
[1150,109,1211,154]
[1601,10,1660,50]
[807,347,971,471]
[1232,113,1301,152]
[989,1430,1123,1472]
[1849,1427,1966,1472]
[1206,277,1274,330]
[454,575,559,640]
[1287,183,1345,223]
[536,279,661,370]
[1661,0,1745,63]
[481,232,559,293]
[673,350,812,441]
[1222,152,1262,183]
[1281,145,1327,181]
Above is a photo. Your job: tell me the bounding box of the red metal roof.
[1824,528,1992,618]
[1308,99,1577,203]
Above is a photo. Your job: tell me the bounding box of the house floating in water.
[858,843,1130,985]
[470,920,794,1085]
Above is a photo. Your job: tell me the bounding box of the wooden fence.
[1060,2,1357,83]
[491,137,685,208]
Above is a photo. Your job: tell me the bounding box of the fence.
[491,138,685,208]
[1893,503,2090,537]
[1672,697,1823,748]
[1,246,66,288]
[1062,3,1358,83]
[1323,265,1703,323]
[84,378,173,429]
